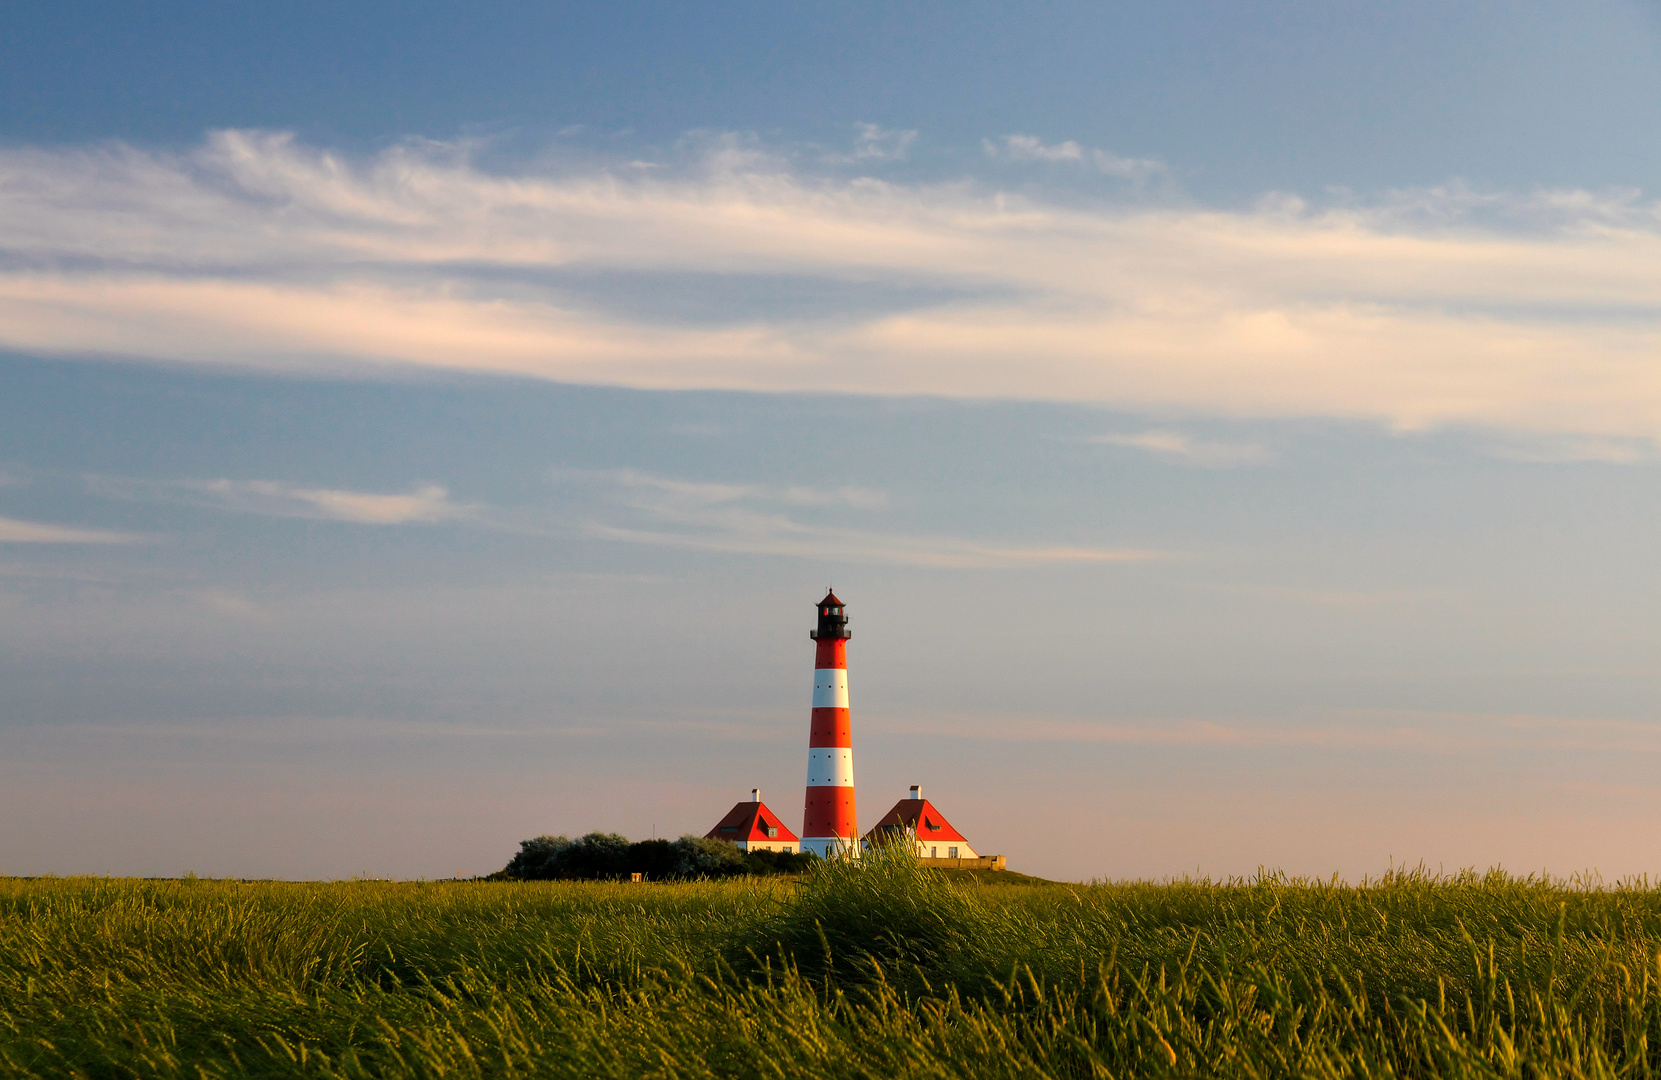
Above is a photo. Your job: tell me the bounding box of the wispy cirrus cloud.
[986,133,1087,163]
[6,130,1661,444]
[824,123,918,163]
[93,476,471,525]
[0,516,142,544]
[186,480,469,524]
[1477,433,1661,465]
[888,710,1661,754]
[1090,430,1273,467]
[983,133,1166,180]
[561,468,1156,567]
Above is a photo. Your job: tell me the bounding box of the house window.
[930,847,937,858]
[948,847,959,859]
[766,826,778,838]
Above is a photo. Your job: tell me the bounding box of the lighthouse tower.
[802,590,857,857]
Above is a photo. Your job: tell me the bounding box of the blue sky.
[4,1,1661,880]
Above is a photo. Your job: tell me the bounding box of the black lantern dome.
[810,590,851,640]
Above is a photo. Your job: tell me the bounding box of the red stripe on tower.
[802,590,856,857]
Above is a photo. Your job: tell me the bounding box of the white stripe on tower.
[805,747,855,785]
[812,668,849,709]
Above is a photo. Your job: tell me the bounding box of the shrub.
[742,849,817,876]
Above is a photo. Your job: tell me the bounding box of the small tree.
[553,832,632,879]
[503,835,572,880]
[625,838,680,880]
[501,832,632,880]
[671,835,745,878]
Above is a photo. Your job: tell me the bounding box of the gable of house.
[706,801,802,844]
[862,798,968,844]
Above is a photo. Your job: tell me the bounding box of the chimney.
[751,788,761,803]
[909,784,922,800]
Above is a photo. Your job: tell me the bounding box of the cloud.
[194,589,267,619]
[1189,582,1441,608]
[562,468,1155,567]
[1091,148,1166,181]
[779,485,890,510]
[985,134,1166,179]
[585,520,1151,568]
[1478,433,1660,464]
[0,516,142,543]
[886,710,1661,755]
[1090,430,1272,467]
[566,469,888,511]
[189,481,468,524]
[94,476,471,525]
[840,123,918,162]
[6,130,1661,442]
[988,134,1085,162]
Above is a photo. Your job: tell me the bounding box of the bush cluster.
[498,831,817,881]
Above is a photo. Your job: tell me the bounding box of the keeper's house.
[705,789,801,853]
[863,785,1005,869]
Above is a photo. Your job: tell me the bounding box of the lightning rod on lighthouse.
[802,590,857,857]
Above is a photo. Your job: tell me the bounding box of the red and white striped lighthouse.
[802,590,857,857]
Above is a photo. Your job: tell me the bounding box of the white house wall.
[912,837,977,859]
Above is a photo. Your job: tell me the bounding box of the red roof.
[862,798,969,845]
[819,590,844,608]
[706,800,801,843]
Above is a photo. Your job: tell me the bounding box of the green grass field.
[4,852,1661,1078]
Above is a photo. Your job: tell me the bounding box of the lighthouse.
[801,590,857,857]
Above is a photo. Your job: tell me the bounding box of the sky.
[4,1,1661,882]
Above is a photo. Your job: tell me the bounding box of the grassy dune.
[4,853,1661,1077]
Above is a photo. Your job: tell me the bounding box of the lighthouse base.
[800,836,860,859]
